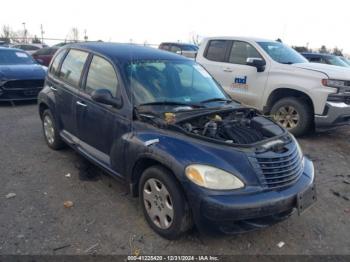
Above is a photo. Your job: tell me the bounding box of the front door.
[219,40,269,109]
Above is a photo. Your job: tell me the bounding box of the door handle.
[76,101,87,107]
[49,85,57,91]
[223,68,233,72]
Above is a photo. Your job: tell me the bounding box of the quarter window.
[228,41,262,65]
[50,50,66,76]
[85,56,118,97]
[59,49,88,87]
[205,40,229,62]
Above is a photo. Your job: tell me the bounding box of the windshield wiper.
[200,97,232,104]
[138,101,204,108]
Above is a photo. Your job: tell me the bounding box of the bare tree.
[190,32,201,46]
[332,47,343,56]
[68,27,79,41]
[0,25,11,43]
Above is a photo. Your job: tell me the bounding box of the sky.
[1,0,350,54]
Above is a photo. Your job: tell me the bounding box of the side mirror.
[246,57,266,72]
[91,89,122,108]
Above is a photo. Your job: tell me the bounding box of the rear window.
[205,40,229,62]
[58,49,88,87]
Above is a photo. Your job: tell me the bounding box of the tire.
[139,165,193,239]
[270,97,313,136]
[42,109,65,150]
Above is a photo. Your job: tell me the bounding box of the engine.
[178,110,284,145]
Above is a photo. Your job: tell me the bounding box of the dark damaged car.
[38,42,316,239]
[0,47,46,101]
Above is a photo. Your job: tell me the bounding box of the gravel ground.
[0,102,349,256]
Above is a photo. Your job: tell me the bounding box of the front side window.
[229,41,262,65]
[85,56,118,96]
[258,41,308,64]
[205,40,229,62]
[0,50,34,65]
[50,50,66,76]
[125,60,227,105]
[59,49,88,87]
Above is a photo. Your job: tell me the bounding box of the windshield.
[125,60,228,106]
[339,57,350,66]
[0,50,35,65]
[258,41,308,64]
[328,56,350,67]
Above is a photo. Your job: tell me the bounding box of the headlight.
[185,164,244,190]
[322,79,348,92]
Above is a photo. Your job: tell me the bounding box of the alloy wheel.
[43,115,55,145]
[274,106,299,129]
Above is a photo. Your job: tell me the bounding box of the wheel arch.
[129,157,180,197]
[264,88,315,115]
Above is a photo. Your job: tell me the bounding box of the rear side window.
[50,50,66,76]
[205,40,229,62]
[228,41,262,65]
[85,56,118,97]
[59,49,88,87]
[170,45,181,53]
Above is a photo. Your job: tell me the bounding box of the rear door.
[53,49,89,142]
[76,54,130,170]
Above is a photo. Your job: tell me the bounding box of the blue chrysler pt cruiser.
[38,42,316,239]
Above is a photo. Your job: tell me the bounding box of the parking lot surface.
[0,102,349,255]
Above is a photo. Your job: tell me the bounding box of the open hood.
[292,62,350,80]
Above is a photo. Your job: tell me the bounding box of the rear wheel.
[271,97,313,136]
[139,166,192,239]
[42,109,65,150]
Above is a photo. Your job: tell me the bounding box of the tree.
[292,46,309,53]
[32,35,42,44]
[332,47,343,56]
[319,45,329,54]
[0,25,11,43]
[68,27,79,41]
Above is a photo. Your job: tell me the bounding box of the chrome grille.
[256,145,303,189]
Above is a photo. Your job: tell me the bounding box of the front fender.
[124,127,260,188]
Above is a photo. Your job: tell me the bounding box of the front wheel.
[271,97,313,136]
[139,166,193,239]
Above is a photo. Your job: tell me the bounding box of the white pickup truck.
[196,37,350,135]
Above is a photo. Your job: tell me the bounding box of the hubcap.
[43,115,55,144]
[143,178,174,229]
[274,106,299,129]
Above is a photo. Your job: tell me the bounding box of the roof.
[65,42,189,64]
[202,36,274,43]
[301,52,333,57]
[160,42,197,46]
[0,47,25,52]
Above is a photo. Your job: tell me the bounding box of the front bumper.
[315,102,350,128]
[0,86,42,101]
[187,158,315,234]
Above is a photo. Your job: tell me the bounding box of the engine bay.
[176,109,284,145]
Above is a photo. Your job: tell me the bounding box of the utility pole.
[84,29,88,42]
[22,22,27,43]
[40,24,45,43]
